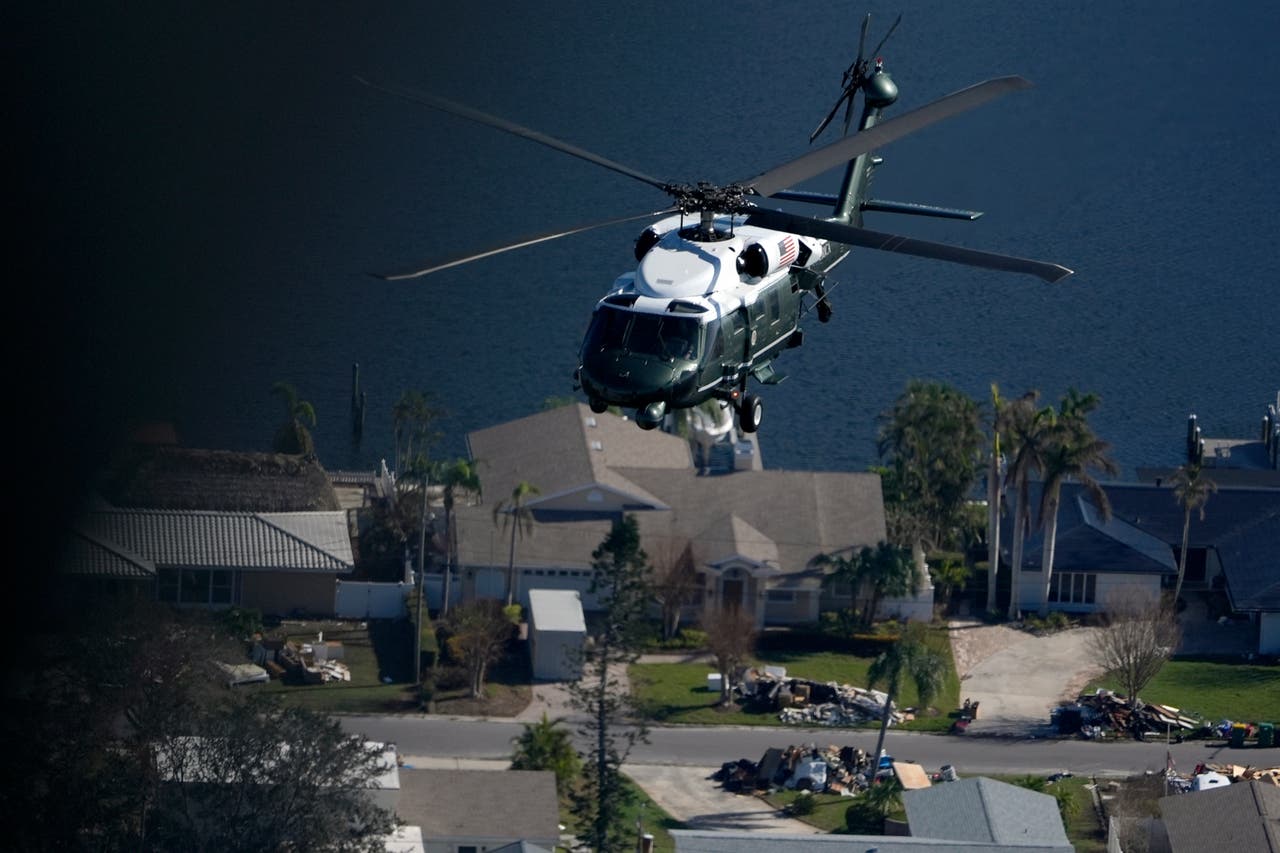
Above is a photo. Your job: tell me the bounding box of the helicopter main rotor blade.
[376,207,680,281]
[356,76,671,193]
[748,76,1033,198]
[746,207,1073,283]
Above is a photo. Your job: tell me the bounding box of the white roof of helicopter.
[612,213,825,316]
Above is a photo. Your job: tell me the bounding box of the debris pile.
[711,743,952,797]
[1052,689,1203,739]
[736,667,905,728]
[253,636,351,684]
[1168,762,1280,794]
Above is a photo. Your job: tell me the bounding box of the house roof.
[67,509,355,573]
[1095,484,1280,610]
[1160,780,1280,853]
[59,528,157,578]
[396,769,559,844]
[903,777,1071,850]
[1009,487,1176,577]
[671,830,1072,853]
[99,446,341,511]
[467,404,691,513]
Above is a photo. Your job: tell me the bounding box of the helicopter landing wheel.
[739,394,763,433]
[589,397,609,414]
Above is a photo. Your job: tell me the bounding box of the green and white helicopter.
[365,14,1071,433]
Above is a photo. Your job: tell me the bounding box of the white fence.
[334,580,413,619]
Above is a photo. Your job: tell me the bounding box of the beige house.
[451,404,888,628]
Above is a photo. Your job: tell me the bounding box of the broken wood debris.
[735,667,904,728]
[712,742,951,798]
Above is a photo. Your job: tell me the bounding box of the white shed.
[528,589,586,681]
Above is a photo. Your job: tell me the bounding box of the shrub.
[789,792,816,816]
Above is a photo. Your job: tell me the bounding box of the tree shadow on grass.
[368,619,414,682]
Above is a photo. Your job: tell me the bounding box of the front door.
[722,578,745,611]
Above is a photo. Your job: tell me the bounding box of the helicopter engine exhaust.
[737,237,799,279]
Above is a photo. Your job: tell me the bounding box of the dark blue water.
[21,1,1279,484]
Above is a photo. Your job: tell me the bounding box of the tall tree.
[651,534,701,641]
[432,457,481,617]
[148,700,396,851]
[1000,391,1057,619]
[392,390,445,475]
[1036,389,1118,616]
[443,599,515,699]
[271,381,317,456]
[821,541,920,629]
[511,712,581,796]
[493,480,540,606]
[986,384,1007,614]
[703,605,759,704]
[1088,586,1179,707]
[877,380,986,566]
[1170,462,1217,609]
[567,515,651,853]
[865,622,948,767]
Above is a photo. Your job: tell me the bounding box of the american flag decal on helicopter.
[778,235,798,267]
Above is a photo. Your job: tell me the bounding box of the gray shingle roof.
[455,406,886,580]
[396,769,558,844]
[671,829,1072,852]
[1160,780,1280,853]
[71,509,354,573]
[903,777,1071,849]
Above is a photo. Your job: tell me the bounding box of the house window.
[158,568,179,602]
[1049,572,1096,605]
[766,590,794,602]
[180,569,210,604]
[211,570,234,604]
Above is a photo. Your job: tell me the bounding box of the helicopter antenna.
[810,12,903,143]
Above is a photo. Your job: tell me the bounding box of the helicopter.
[362,14,1072,433]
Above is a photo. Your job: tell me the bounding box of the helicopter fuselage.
[576,214,847,430]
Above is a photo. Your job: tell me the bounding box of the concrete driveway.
[622,763,820,834]
[950,621,1102,733]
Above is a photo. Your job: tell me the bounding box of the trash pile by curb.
[711,742,956,796]
[736,667,906,728]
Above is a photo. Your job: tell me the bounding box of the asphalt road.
[341,714,1280,778]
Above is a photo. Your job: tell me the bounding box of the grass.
[257,619,421,713]
[630,626,961,731]
[558,774,686,851]
[1086,657,1280,723]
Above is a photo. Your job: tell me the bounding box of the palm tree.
[1170,463,1217,609]
[391,390,444,474]
[431,458,481,617]
[493,481,539,606]
[511,712,581,795]
[271,381,317,456]
[1036,389,1118,616]
[865,622,947,764]
[986,384,1006,614]
[820,541,919,629]
[1000,391,1057,620]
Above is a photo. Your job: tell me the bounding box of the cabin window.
[767,289,781,324]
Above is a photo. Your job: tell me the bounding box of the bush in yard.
[789,792,816,816]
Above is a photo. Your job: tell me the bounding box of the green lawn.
[257,619,420,713]
[630,628,961,732]
[1087,658,1280,723]
[559,774,685,852]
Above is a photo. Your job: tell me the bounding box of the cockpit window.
[583,307,702,361]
